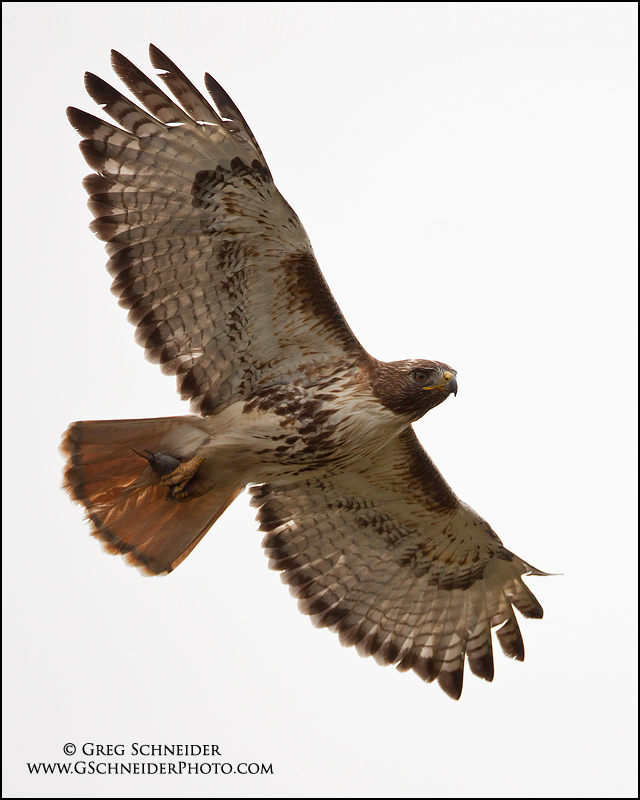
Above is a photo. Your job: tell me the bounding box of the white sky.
[2,2,637,797]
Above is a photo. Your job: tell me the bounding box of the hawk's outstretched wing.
[67,45,364,417]
[251,428,545,699]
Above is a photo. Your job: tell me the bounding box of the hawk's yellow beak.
[422,371,458,396]
[445,373,458,396]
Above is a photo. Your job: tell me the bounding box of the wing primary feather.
[204,72,268,163]
[467,631,495,682]
[505,577,545,619]
[148,44,222,125]
[437,664,464,700]
[495,612,526,661]
[110,49,193,126]
[83,72,166,137]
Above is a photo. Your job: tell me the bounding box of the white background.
[3,2,637,797]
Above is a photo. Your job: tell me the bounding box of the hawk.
[62,45,547,699]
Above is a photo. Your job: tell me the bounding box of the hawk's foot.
[167,475,212,501]
[160,455,205,498]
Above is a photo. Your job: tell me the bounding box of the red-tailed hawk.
[62,45,547,699]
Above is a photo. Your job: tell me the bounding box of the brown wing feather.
[67,45,364,417]
[250,428,545,700]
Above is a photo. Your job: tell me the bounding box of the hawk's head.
[369,359,458,421]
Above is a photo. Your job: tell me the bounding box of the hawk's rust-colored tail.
[61,417,244,575]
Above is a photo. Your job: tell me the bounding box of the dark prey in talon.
[133,449,181,476]
[61,44,549,700]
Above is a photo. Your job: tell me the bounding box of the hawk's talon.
[168,477,211,501]
[159,455,205,488]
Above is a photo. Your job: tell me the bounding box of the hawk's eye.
[412,369,429,385]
